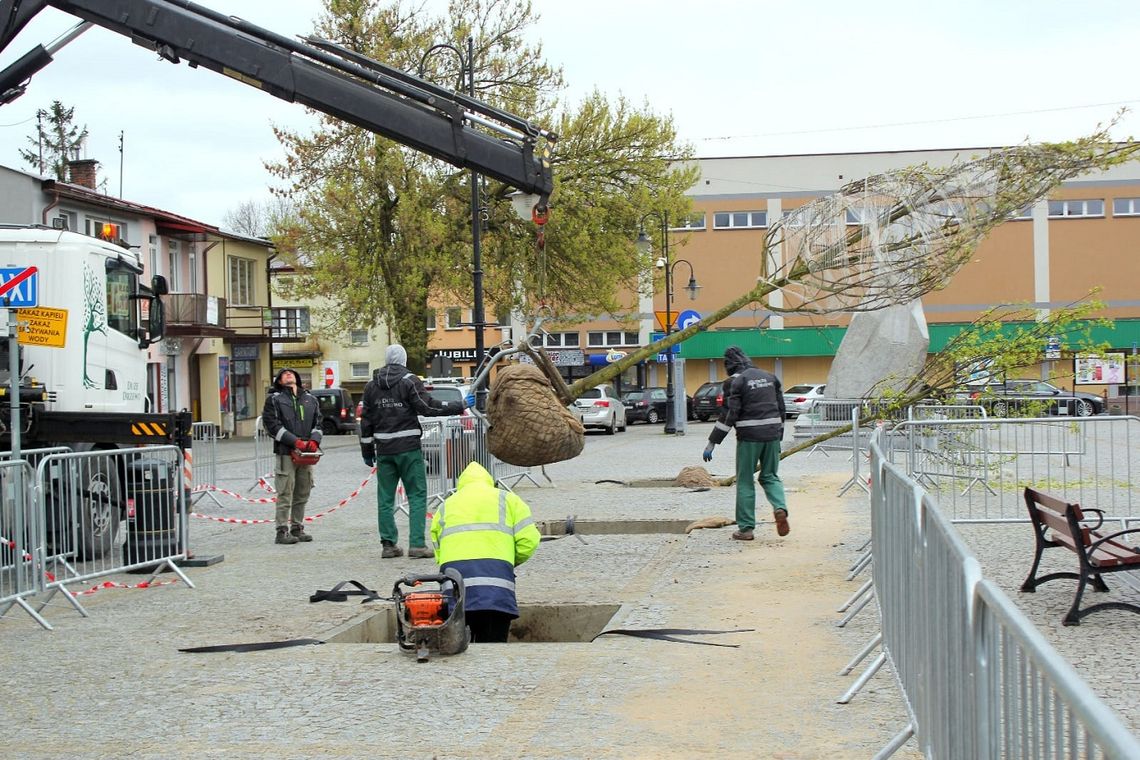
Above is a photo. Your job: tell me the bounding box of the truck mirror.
[151,274,170,296]
[140,296,166,349]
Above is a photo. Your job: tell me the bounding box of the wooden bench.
[1021,487,1140,625]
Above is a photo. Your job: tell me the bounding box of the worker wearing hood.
[431,461,540,642]
[261,367,323,544]
[703,346,789,539]
[359,344,464,559]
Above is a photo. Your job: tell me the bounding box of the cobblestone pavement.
[1,420,1132,757]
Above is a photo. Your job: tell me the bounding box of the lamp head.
[655,256,666,270]
[636,229,653,256]
[685,275,701,300]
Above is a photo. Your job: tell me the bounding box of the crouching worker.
[431,461,541,643]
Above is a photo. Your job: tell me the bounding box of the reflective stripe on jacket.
[708,365,785,445]
[359,363,455,456]
[431,461,541,616]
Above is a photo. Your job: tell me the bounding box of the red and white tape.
[190,471,377,524]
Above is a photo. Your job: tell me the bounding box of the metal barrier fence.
[883,416,1140,524]
[418,415,545,508]
[191,421,221,506]
[856,430,1140,758]
[33,446,193,624]
[0,459,43,627]
[252,416,274,490]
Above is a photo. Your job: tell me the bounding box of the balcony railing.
[164,293,227,329]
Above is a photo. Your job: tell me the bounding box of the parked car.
[964,380,1105,417]
[782,383,826,418]
[621,387,694,424]
[692,381,724,422]
[310,387,358,435]
[570,384,627,434]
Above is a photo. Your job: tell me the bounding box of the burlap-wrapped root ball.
[486,364,585,466]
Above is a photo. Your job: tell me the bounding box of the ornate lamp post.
[637,212,700,433]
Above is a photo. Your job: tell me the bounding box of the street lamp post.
[420,38,487,406]
[637,213,700,434]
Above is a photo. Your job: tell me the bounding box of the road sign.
[650,331,680,355]
[676,309,702,330]
[654,310,677,332]
[0,266,39,308]
[16,306,67,348]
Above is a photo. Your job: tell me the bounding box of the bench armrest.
[1080,507,1106,531]
[1087,527,1140,554]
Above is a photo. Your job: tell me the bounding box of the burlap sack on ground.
[674,466,718,488]
[486,364,585,466]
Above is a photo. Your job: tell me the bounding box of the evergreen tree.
[19,100,89,181]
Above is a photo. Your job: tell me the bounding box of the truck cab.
[0,224,166,418]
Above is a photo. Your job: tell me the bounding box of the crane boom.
[0,0,555,198]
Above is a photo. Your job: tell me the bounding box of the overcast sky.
[2,0,1137,226]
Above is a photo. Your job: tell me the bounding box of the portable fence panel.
[866,431,1140,759]
[0,459,40,613]
[886,416,1140,524]
[974,580,1140,758]
[37,447,191,605]
[190,422,220,500]
[252,416,274,488]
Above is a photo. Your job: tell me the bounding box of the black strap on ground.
[179,638,324,653]
[309,580,385,603]
[591,627,755,648]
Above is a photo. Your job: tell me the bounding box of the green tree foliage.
[19,101,89,181]
[267,0,695,372]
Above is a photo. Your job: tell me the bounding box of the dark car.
[964,379,1105,417]
[621,387,693,424]
[692,381,724,422]
[311,387,358,434]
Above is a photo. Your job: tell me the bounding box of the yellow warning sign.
[16,307,67,348]
[654,310,677,332]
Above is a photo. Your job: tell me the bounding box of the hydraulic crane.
[0,0,556,202]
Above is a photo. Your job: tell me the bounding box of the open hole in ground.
[537,518,690,536]
[325,602,621,644]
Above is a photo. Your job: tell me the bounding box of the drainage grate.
[324,603,621,644]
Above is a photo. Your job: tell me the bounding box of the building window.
[494,304,511,326]
[669,213,706,231]
[271,307,309,338]
[1112,197,1140,217]
[713,210,767,229]
[228,256,255,305]
[587,330,639,347]
[544,332,580,347]
[445,307,464,329]
[167,238,180,291]
[148,235,158,278]
[350,329,369,345]
[350,362,370,378]
[1012,204,1034,220]
[1047,199,1104,218]
[426,311,436,330]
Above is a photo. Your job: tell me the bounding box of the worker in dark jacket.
[702,346,789,540]
[261,367,323,545]
[360,344,463,559]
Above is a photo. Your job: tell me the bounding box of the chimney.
[67,158,99,189]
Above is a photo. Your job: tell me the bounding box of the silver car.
[782,383,826,418]
[570,385,627,434]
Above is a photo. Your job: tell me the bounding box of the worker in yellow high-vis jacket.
[430,461,541,642]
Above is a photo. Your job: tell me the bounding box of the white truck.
[0,224,191,557]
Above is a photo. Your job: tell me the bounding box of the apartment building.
[0,161,295,436]
[428,147,1140,399]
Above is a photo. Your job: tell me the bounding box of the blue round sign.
[676,309,702,330]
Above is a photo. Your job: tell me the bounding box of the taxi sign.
[0,266,39,308]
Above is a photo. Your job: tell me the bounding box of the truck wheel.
[77,458,122,560]
[322,419,339,435]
